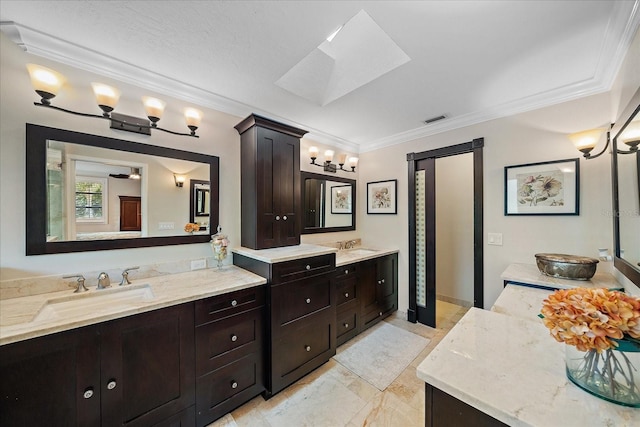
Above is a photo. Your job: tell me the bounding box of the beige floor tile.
[347,391,423,427]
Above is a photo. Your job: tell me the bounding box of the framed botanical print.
[367,179,397,214]
[504,158,579,215]
[331,185,352,214]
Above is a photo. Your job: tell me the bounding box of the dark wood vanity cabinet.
[361,253,398,331]
[235,114,308,250]
[233,252,336,398]
[0,303,195,427]
[425,384,508,427]
[335,263,360,346]
[194,286,266,426]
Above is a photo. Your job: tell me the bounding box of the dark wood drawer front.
[271,254,335,284]
[196,353,263,425]
[273,319,332,379]
[336,309,357,338]
[195,308,263,376]
[272,274,332,327]
[195,286,265,325]
[363,298,396,329]
[335,263,357,280]
[336,275,357,307]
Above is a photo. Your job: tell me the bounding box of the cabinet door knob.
[305,265,311,270]
[381,279,385,284]
[306,298,311,304]
[231,381,238,389]
[305,345,311,352]
[231,299,238,307]
[377,280,382,285]
[275,215,280,221]
[107,380,117,390]
[231,334,238,342]
[344,323,349,328]
[379,312,383,317]
[344,269,349,274]
[283,215,287,220]
[83,388,94,399]
[344,292,349,298]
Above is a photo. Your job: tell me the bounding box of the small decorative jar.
[565,342,640,407]
[210,227,229,269]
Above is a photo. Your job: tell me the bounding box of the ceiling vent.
[423,115,447,125]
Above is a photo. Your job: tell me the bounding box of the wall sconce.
[309,146,357,173]
[569,125,638,159]
[26,64,202,138]
[129,168,141,180]
[174,174,186,187]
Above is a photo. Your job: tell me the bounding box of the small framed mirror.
[301,171,356,234]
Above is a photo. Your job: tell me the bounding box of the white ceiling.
[1,1,639,152]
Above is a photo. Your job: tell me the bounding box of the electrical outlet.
[488,232,503,246]
[191,259,206,270]
[158,222,175,230]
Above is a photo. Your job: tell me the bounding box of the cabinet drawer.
[271,253,335,284]
[272,318,332,379]
[272,273,332,328]
[336,275,357,307]
[195,286,265,325]
[335,263,357,280]
[336,308,358,339]
[196,353,263,426]
[195,308,263,376]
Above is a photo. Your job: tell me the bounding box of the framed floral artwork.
[331,185,352,214]
[367,179,397,214]
[504,158,579,215]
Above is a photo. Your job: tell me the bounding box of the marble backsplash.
[0,256,219,300]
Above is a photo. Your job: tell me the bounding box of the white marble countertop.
[501,263,623,290]
[417,307,640,426]
[490,283,552,322]
[0,266,266,346]
[232,243,398,266]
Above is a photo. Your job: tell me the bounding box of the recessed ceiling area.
[0,1,638,152]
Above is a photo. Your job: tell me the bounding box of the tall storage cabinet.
[235,114,308,250]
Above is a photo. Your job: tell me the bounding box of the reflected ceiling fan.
[109,167,141,180]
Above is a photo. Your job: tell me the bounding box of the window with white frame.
[75,176,107,223]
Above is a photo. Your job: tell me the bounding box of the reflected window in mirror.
[612,91,640,287]
[301,171,356,234]
[27,124,219,255]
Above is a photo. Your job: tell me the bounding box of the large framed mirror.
[612,88,640,288]
[26,124,219,255]
[301,171,356,234]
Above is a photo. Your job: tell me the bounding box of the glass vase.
[565,343,640,407]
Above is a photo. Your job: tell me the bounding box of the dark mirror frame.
[301,171,356,234]
[611,89,640,288]
[26,123,220,255]
[189,179,210,225]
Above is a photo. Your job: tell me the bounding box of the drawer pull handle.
[231,299,238,307]
[306,298,311,304]
[107,380,117,390]
[344,292,349,298]
[344,323,349,328]
[83,388,94,399]
[306,265,311,270]
[275,215,280,221]
[344,269,349,274]
[283,215,288,220]
[379,312,383,317]
[305,345,311,352]
[231,381,238,389]
[231,334,238,342]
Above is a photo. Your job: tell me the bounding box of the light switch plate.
[158,222,175,230]
[488,232,503,246]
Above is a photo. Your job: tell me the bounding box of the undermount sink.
[31,283,155,323]
[341,248,379,256]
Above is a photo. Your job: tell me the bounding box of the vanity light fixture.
[309,146,358,173]
[26,64,202,138]
[569,124,638,160]
[129,168,141,180]
[174,174,186,187]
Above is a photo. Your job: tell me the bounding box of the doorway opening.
[407,138,484,327]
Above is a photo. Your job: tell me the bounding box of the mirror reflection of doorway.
[407,139,484,328]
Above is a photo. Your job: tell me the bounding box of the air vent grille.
[423,115,447,125]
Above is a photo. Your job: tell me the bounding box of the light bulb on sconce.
[569,124,638,160]
[620,121,640,151]
[174,174,186,187]
[25,64,202,138]
[308,146,357,173]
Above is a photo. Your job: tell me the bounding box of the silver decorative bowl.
[534,253,599,281]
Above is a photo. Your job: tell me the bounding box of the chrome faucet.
[119,266,140,286]
[97,272,111,290]
[345,240,357,249]
[63,274,88,293]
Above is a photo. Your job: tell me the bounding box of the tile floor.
[209,300,469,427]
